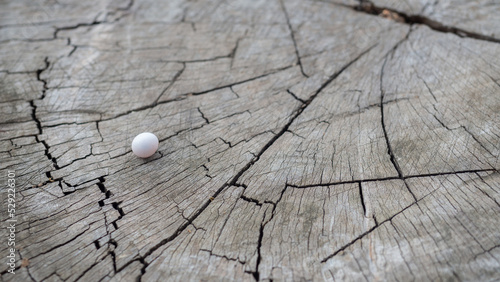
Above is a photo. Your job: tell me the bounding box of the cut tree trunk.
[1,0,499,281]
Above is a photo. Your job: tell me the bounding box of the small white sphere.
[131,132,159,158]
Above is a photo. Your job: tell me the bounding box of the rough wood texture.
[1,0,499,281]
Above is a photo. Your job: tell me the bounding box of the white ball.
[131,132,159,158]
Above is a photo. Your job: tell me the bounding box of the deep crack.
[352,0,500,43]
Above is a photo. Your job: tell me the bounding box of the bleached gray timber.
[0,0,499,281]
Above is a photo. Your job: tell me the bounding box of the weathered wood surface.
[1,0,499,281]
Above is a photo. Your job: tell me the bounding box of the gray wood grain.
[1,0,499,281]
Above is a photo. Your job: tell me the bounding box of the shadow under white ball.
[131,132,159,158]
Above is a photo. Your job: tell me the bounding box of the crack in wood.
[53,0,134,39]
[335,0,500,44]
[286,89,306,104]
[17,251,36,282]
[358,182,367,217]
[379,31,409,179]
[95,177,124,231]
[320,184,429,263]
[288,168,498,188]
[35,57,49,99]
[379,29,418,201]
[97,65,294,124]
[280,0,308,78]
[246,184,288,281]
[29,58,62,175]
[199,249,247,265]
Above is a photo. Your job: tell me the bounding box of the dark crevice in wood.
[199,249,247,265]
[112,202,125,219]
[379,35,408,179]
[197,107,210,124]
[289,168,498,188]
[29,56,61,179]
[31,227,90,260]
[72,253,111,282]
[191,66,295,97]
[280,0,309,78]
[425,105,496,167]
[475,173,500,209]
[36,57,49,99]
[117,0,134,12]
[406,169,499,180]
[31,84,45,132]
[229,37,242,69]
[107,238,119,277]
[0,37,59,45]
[229,86,240,98]
[416,73,438,102]
[157,123,207,143]
[153,63,185,105]
[53,0,134,61]
[109,239,118,248]
[321,186,427,263]
[60,180,76,195]
[240,195,263,206]
[121,183,230,277]
[56,152,93,170]
[17,251,36,282]
[30,101,60,170]
[473,244,500,261]
[96,179,107,193]
[70,176,107,189]
[68,44,77,57]
[402,179,417,202]
[358,182,366,217]
[101,66,293,124]
[379,30,418,201]
[102,0,134,24]
[233,183,248,189]
[218,137,233,148]
[248,184,289,281]
[463,127,495,158]
[432,113,454,131]
[148,37,243,66]
[286,89,306,104]
[136,257,147,282]
[247,222,264,281]
[39,120,96,128]
[320,168,499,264]
[110,250,117,273]
[54,21,104,39]
[201,164,213,179]
[0,266,20,276]
[388,220,416,279]
[352,0,500,44]
[31,171,66,194]
[95,121,104,141]
[286,129,306,139]
[96,177,124,231]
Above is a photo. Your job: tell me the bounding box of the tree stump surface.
[1,0,500,281]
